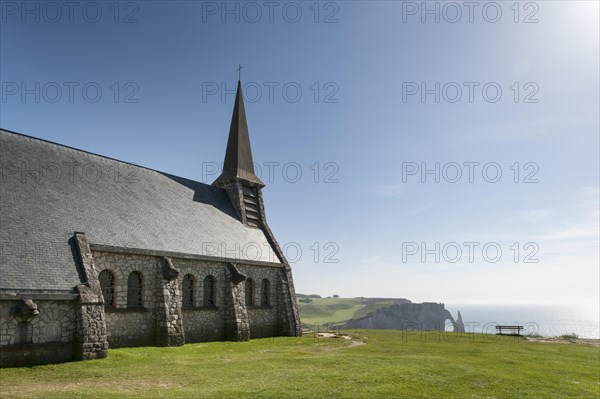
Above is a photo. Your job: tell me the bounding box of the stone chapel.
[0,80,302,367]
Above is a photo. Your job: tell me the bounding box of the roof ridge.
[0,127,210,188]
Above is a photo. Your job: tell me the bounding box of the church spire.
[214,80,264,187]
[213,78,265,228]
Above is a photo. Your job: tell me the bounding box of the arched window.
[245,278,255,306]
[98,269,116,307]
[261,279,270,306]
[15,321,32,344]
[182,274,195,307]
[203,275,215,307]
[127,271,143,308]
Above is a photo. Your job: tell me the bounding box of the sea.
[445,304,600,339]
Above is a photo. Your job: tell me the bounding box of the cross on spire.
[213,79,264,188]
[237,64,243,81]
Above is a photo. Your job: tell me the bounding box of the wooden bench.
[495,325,524,336]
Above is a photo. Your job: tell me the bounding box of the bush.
[560,333,579,340]
[526,332,543,338]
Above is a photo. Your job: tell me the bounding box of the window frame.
[182,274,196,308]
[98,269,116,307]
[261,278,270,307]
[203,275,216,307]
[15,321,33,345]
[127,271,144,308]
[245,278,255,306]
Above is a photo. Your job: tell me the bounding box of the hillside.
[297,295,411,328]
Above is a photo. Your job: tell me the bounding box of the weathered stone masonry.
[0,297,78,367]
[90,248,289,348]
[73,233,109,361]
[155,257,185,346]
[1,244,295,366]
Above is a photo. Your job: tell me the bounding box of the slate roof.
[0,129,281,293]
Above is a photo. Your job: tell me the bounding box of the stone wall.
[93,251,159,347]
[173,259,227,309]
[1,248,297,367]
[0,300,77,346]
[72,232,109,360]
[182,308,224,342]
[247,307,277,338]
[104,309,155,347]
[1,342,76,368]
[75,285,109,359]
[92,250,288,346]
[238,264,278,338]
[93,251,158,311]
[0,298,78,367]
[176,258,227,342]
[274,267,302,336]
[223,264,250,341]
[0,230,108,367]
[155,257,185,346]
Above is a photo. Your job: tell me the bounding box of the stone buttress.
[155,257,185,346]
[73,232,109,360]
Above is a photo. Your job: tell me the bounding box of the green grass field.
[1,330,598,399]
[298,297,407,327]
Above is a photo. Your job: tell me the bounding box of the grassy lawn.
[1,330,598,399]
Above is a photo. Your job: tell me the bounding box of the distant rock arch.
[444,310,465,332]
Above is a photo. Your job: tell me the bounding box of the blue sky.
[1,1,598,311]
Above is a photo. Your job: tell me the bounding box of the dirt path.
[314,332,366,349]
[525,336,600,347]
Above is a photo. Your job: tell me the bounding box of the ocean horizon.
[446,304,600,339]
